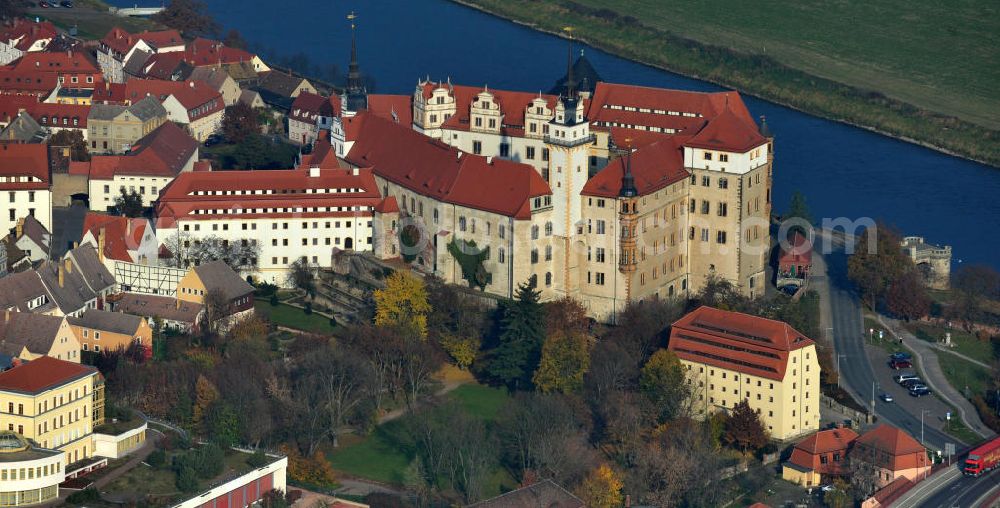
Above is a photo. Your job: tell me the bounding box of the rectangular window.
[701,175,710,187]
[472,141,482,155]
[717,231,727,244]
[595,220,606,234]
[595,247,605,263]
[718,202,728,217]
[595,272,605,285]
[526,146,535,160]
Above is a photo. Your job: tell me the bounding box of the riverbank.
[450,0,1000,168]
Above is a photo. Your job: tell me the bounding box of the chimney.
[58,263,65,288]
[64,257,72,274]
[15,217,23,239]
[486,156,493,164]
[308,166,320,178]
[351,167,359,176]
[98,227,106,263]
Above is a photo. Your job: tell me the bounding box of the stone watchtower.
[900,236,952,290]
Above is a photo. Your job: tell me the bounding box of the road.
[911,466,1000,507]
[815,233,954,451]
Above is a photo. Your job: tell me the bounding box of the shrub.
[67,488,100,504]
[270,294,279,306]
[248,450,270,468]
[304,302,312,315]
[147,449,167,468]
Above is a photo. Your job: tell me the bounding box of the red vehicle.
[964,436,1000,476]
[889,359,912,369]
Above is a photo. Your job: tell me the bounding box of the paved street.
[813,232,954,450]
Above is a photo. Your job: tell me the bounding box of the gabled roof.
[191,260,254,300]
[0,69,58,94]
[373,196,399,214]
[368,94,412,126]
[582,136,690,197]
[36,258,98,314]
[685,107,767,153]
[80,122,197,179]
[187,66,233,91]
[81,212,148,262]
[0,270,49,313]
[10,51,100,76]
[668,306,814,380]
[16,215,50,255]
[258,71,309,98]
[66,244,115,293]
[0,94,37,123]
[344,112,550,220]
[187,38,258,67]
[0,20,57,51]
[0,111,44,142]
[122,48,153,77]
[854,424,929,471]
[26,102,89,129]
[466,479,583,508]
[115,293,202,324]
[68,309,144,336]
[219,61,258,82]
[93,78,222,120]
[787,428,859,472]
[0,355,96,395]
[779,232,812,265]
[288,91,329,122]
[0,311,65,357]
[0,143,49,190]
[423,81,559,137]
[101,28,184,56]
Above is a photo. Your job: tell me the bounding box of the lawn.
[447,383,510,420]
[908,322,994,365]
[27,3,160,41]
[256,301,337,335]
[937,351,989,401]
[942,405,982,445]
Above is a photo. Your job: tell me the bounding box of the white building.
[0,144,52,236]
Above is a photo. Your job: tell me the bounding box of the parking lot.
[864,343,956,445]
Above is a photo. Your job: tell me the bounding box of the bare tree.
[187,235,260,274]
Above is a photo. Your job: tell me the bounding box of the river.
[111,0,1000,268]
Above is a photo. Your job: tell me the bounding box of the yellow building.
[0,356,103,466]
[68,309,152,354]
[669,306,820,441]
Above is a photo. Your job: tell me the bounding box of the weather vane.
[347,11,357,30]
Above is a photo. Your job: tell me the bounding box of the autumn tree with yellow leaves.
[577,464,624,508]
[374,271,432,339]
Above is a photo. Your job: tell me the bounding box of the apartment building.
[0,144,51,236]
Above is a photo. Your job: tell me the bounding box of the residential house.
[0,143,52,236]
[92,79,224,141]
[238,89,264,109]
[176,260,254,322]
[0,270,51,313]
[0,69,58,97]
[32,245,115,317]
[219,61,260,87]
[87,96,167,153]
[0,111,45,143]
[28,102,90,138]
[12,215,50,263]
[110,293,202,332]
[68,309,152,355]
[188,66,241,106]
[9,51,102,89]
[670,306,821,440]
[186,38,270,73]
[0,19,58,65]
[0,310,79,362]
[0,355,105,465]
[97,28,184,83]
[465,479,583,508]
[852,424,931,488]
[288,91,337,146]
[256,71,316,110]
[75,122,198,209]
[782,427,859,487]
[80,212,159,268]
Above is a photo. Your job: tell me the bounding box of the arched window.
[433,209,439,224]
[531,249,539,263]
[531,225,539,240]
[544,222,553,236]
[545,245,552,261]
[459,217,467,231]
[545,272,552,286]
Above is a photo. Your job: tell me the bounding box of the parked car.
[894,373,919,384]
[204,134,224,147]
[901,378,925,389]
[890,352,912,361]
[39,1,50,7]
[889,359,912,369]
[60,0,73,6]
[881,393,894,403]
[820,484,835,492]
[909,385,932,397]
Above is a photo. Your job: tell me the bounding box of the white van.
[894,373,919,385]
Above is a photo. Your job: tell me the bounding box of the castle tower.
[618,143,639,301]
[342,12,368,117]
[546,28,593,296]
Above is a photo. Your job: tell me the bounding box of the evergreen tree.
[487,277,545,390]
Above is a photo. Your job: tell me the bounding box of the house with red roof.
[0,143,52,236]
[0,68,58,97]
[9,50,102,89]
[92,78,224,141]
[155,165,382,283]
[853,424,932,488]
[79,212,158,268]
[73,122,198,210]
[779,231,812,285]
[0,19,58,65]
[668,306,821,440]
[339,112,553,299]
[288,91,337,146]
[97,28,185,83]
[782,427,859,486]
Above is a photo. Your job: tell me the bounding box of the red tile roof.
[77,121,197,179]
[100,28,184,56]
[156,167,382,222]
[100,27,138,56]
[344,112,550,220]
[28,102,89,129]
[81,212,147,262]
[0,355,97,394]
[427,82,558,137]
[779,232,812,266]
[668,306,814,380]
[187,38,258,66]
[0,70,58,95]
[788,428,858,474]
[93,78,223,121]
[139,30,185,50]
[288,91,330,123]
[0,94,38,123]
[368,94,412,126]
[0,20,57,51]
[0,143,49,190]
[582,136,690,197]
[374,195,399,214]
[299,134,342,170]
[685,107,767,153]
[854,425,929,472]
[10,51,100,75]
[587,82,761,151]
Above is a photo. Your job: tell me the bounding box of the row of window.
[691,174,730,189]
[688,227,729,244]
[0,463,61,482]
[190,205,371,216]
[7,191,36,203]
[601,104,700,117]
[57,75,95,84]
[190,187,366,196]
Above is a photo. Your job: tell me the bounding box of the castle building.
[669,306,820,440]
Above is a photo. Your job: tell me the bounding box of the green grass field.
[908,323,995,365]
[446,383,510,420]
[937,350,989,400]
[459,0,1000,165]
[255,301,337,335]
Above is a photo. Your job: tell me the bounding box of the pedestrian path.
[877,314,995,440]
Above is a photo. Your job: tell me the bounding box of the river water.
[111,0,1000,268]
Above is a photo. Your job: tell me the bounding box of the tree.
[200,288,232,338]
[439,334,479,369]
[722,401,768,455]
[848,455,880,501]
[114,188,144,218]
[498,393,591,485]
[286,258,316,299]
[952,264,1000,327]
[488,277,546,390]
[533,329,590,394]
[785,190,812,228]
[544,297,590,339]
[206,403,241,446]
[848,224,912,309]
[222,102,260,144]
[186,235,260,274]
[192,375,219,429]
[577,464,624,508]
[886,269,931,321]
[152,0,219,37]
[49,130,90,162]
[373,271,431,339]
[825,480,851,508]
[223,29,248,50]
[639,349,690,423]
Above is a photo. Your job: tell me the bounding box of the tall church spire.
[344,11,368,114]
[563,26,576,99]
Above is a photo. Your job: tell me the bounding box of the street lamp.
[837,354,847,389]
[921,410,931,445]
[872,380,879,413]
